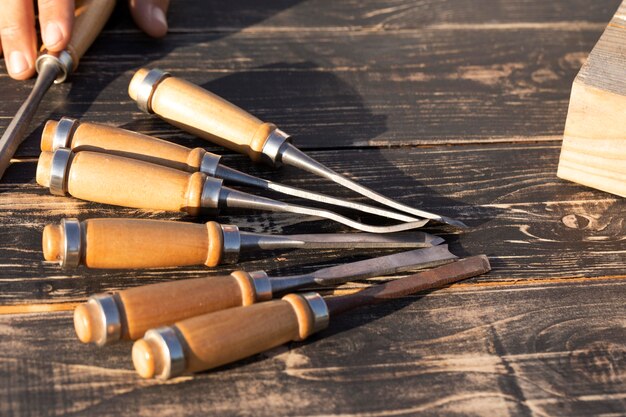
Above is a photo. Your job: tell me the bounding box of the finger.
[129,0,169,38]
[38,0,75,52]
[0,0,37,80]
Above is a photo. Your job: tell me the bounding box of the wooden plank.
[0,26,607,156]
[558,1,626,196]
[0,279,624,416]
[123,0,624,30]
[0,143,623,305]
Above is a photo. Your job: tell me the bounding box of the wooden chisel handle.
[42,218,234,269]
[128,68,286,163]
[132,293,327,379]
[41,119,209,173]
[66,0,116,70]
[36,150,209,215]
[73,270,271,344]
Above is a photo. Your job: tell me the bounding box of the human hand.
[0,0,169,80]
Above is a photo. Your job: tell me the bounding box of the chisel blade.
[311,244,456,285]
[268,245,457,294]
[239,231,445,250]
[0,61,59,179]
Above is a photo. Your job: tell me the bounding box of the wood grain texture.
[0,1,621,156]
[0,144,623,305]
[0,279,624,416]
[0,0,624,414]
[557,1,626,196]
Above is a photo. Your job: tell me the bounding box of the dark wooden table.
[1,1,625,415]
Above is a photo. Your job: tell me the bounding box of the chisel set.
[0,0,489,384]
[22,66,490,379]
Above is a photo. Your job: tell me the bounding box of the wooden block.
[558,1,626,197]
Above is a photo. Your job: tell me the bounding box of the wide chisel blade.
[268,245,457,293]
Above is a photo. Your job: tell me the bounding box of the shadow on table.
[120,61,500,232]
[0,0,307,164]
[199,287,438,376]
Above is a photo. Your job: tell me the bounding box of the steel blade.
[325,255,491,316]
[311,244,456,285]
[267,245,457,293]
[239,231,444,250]
[0,61,59,179]
[279,143,468,229]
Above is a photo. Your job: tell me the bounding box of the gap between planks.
[1,273,624,316]
[7,138,565,162]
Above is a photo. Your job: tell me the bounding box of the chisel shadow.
[7,0,308,159]
[191,63,503,233]
[122,61,503,264]
[194,289,438,377]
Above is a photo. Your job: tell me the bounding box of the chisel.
[36,149,429,233]
[43,218,445,269]
[0,0,116,179]
[131,255,491,379]
[128,68,467,229]
[41,118,422,224]
[73,245,457,346]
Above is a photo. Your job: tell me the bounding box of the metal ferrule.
[200,177,223,215]
[260,129,290,167]
[51,117,79,151]
[144,326,187,380]
[249,271,272,302]
[49,148,73,196]
[36,50,74,83]
[60,218,83,268]
[219,224,241,264]
[89,294,122,346]
[301,293,330,333]
[135,68,171,114]
[199,152,222,177]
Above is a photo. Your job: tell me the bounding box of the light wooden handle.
[133,294,318,378]
[36,151,206,215]
[73,271,259,343]
[66,0,116,69]
[41,120,206,172]
[42,219,226,268]
[129,68,277,161]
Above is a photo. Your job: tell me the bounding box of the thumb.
[129,0,169,38]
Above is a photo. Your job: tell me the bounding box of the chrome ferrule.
[36,50,73,83]
[301,292,330,333]
[199,152,222,177]
[200,177,223,215]
[144,326,187,380]
[260,129,290,167]
[89,294,123,346]
[51,117,79,151]
[219,224,241,264]
[49,148,73,196]
[135,68,171,114]
[60,218,83,268]
[249,271,272,302]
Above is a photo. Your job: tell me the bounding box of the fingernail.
[43,22,63,49]
[152,6,167,30]
[8,51,29,75]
